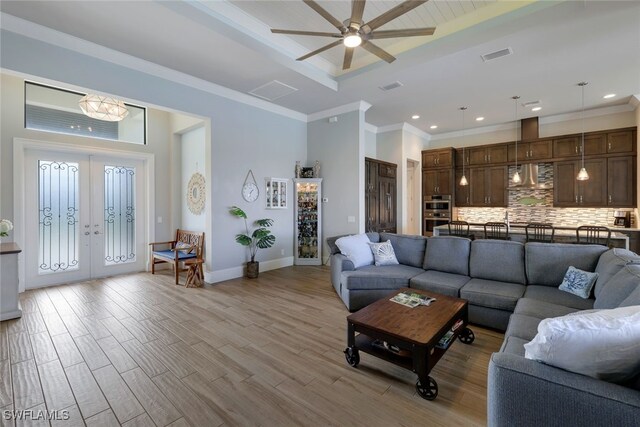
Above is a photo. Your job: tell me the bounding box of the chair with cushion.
[484,222,509,240]
[525,223,555,243]
[150,229,205,284]
[448,220,471,238]
[576,225,611,247]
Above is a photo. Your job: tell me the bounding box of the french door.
[24,149,146,288]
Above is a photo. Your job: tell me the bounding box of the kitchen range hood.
[508,163,553,190]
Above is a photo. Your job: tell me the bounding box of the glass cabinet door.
[294,179,322,265]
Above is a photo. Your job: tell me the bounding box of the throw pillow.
[335,234,374,269]
[175,242,194,254]
[558,266,598,299]
[524,305,640,383]
[368,241,399,266]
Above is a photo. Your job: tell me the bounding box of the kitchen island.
[434,223,629,250]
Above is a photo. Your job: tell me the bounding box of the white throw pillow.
[524,305,640,383]
[368,241,399,266]
[335,234,374,269]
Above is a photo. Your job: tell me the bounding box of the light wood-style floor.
[1,266,503,426]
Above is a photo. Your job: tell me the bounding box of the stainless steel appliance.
[423,195,451,236]
[614,210,631,228]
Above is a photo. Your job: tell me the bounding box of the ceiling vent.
[379,81,404,91]
[481,47,513,62]
[249,80,298,101]
[522,100,541,108]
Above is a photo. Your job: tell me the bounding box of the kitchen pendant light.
[459,107,468,186]
[79,94,129,122]
[512,95,521,184]
[576,82,589,181]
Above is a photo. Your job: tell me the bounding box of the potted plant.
[229,206,275,278]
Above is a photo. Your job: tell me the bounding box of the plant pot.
[246,261,259,279]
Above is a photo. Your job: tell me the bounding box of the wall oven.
[423,195,451,236]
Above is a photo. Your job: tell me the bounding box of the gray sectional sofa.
[327,232,640,425]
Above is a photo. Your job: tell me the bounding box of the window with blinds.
[25,82,146,145]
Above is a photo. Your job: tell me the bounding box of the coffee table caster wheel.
[458,327,475,344]
[416,377,438,400]
[344,347,359,367]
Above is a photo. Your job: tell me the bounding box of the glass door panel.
[104,165,136,265]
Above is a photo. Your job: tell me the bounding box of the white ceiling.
[1,1,639,134]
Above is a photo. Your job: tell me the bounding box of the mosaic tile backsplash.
[456,163,636,227]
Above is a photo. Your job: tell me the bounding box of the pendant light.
[459,107,468,186]
[576,82,589,181]
[512,95,521,184]
[79,94,129,122]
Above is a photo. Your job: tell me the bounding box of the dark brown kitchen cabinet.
[455,169,470,207]
[554,134,607,158]
[509,139,553,162]
[468,166,507,207]
[423,169,452,197]
[468,144,508,166]
[553,158,607,206]
[422,148,453,168]
[365,158,396,233]
[607,156,636,207]
[607,131,635,154]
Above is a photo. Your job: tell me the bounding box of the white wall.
[180,126,206,232]
[365,129,377,158]
[402,130,426,235]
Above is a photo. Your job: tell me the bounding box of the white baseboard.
[205,257,294,284]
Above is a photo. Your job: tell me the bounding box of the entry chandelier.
[576,82,589,181]
[79,94,129,122]
[512,95,521,184]
[459,107,469,186]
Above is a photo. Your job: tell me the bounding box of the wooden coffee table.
[344,288,474,400]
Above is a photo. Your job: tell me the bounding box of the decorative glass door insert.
[104,165,136,265]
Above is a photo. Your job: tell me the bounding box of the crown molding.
[364,123,378,133]
[0,12,308,122]
[628,94,640,108]
[377,122,430,140]
[307,101,372,122]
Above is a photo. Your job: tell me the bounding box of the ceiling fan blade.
[369,27,435,39]
[365,0,428,31]
[271,29,341,38]
[343,47,354,70]
[297,39,343,61]
[303,0,345,30]
[361,41,396,63]
[351,0,366,24]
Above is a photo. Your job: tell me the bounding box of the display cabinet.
[265,178,288,209]
[294,178,322,265]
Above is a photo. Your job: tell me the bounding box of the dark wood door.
[554,160,579,206]
[508,142,527,163]
[455,169,469,207]
[553,136,580,158]
[607,131,634,154]
[608,156,635,207]
[579,158,607,206]
[488,166,507,207]
[455,149,469,168]
[584,134,607,156]
[468,147,488,166]
[365,160,379,231]
[436,149,453,168]
[487,145,508,164]
[469,168,487,206]
[528,139,553,160]
[436,169,453,196]
[378,176,396,232]
[422,151,439,168]
[422,170,438,196]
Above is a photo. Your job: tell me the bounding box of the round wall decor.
[187,172,206,215]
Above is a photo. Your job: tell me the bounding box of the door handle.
[488,154,491,162]
[609,195,612,204]
[608,142,612,151]
[575,195,578,203]
[575,146,578,154]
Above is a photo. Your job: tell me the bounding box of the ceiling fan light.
[79,94,129,122]
[577,167,590,181]
[344,34,362,48]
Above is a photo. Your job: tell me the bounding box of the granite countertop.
[434,223,629,239]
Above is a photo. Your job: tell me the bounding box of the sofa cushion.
[335,234,374,268]
[423,236,471,275]
[341,264,425,291]
[379,233,427,269]
[469,240,526,285]
[500,335,528,357]
[523,286,595,310]
[594,248,640,298]
[410,270,471,297]
[461,278,525,311]
[514,298,580,320]
[594,264,640,309]
[525,242,606,287]
[619,285,640,308]
[558,266,599,299]
[153,250,196,260]
[504,314,542,341]
[327,232,379,255]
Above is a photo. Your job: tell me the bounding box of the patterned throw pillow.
[559,266,599,299]
[368,241,399,267]
[175,241,194,254]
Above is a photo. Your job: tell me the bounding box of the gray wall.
[0,30,307,279]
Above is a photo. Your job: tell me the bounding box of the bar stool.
[484,222,509,240]
[525,223,555,243]
[576,225,611,247]
[448,220,471,239]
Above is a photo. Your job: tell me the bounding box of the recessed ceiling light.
[475,117,484,121]
[603,93,616,99]
[430,125,438,129]
[531,107,542,112]
[411,115,420,120]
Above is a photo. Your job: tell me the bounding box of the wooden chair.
[576,225,611,246]
[150,229,204,284]
[484,222,509,240]
[448,220,471,239]
[525,223,555,243]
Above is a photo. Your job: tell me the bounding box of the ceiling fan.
[271,0,436,70]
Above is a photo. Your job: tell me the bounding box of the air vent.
[379,81,404,91]
[522,100,541,108]
[249,80,298,101]
[481,47,513,62]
